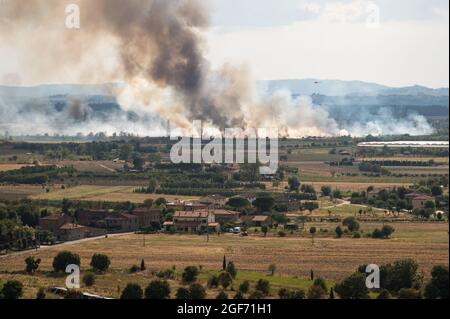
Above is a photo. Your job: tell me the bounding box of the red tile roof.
[252,215,270,222]
[212,210,240,216]
[174,211,210,218]
[59,223,86,230]
[412,196,434,201]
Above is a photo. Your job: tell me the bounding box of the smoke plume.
[0,0,435,137]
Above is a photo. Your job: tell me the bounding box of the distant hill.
[259,79,449,97]
[0,84,116,98]
[2,80,448,98]
[1,80,448,123]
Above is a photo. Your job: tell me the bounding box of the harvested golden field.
[30,184,199,203]
[309,181,414,192]
[1,222,447,284]
[56,160,124,173]
[0,164,30,172]
[387,166,449,175]
[269,181,413,192]
[0,185,46,200]
[356,156,449,164]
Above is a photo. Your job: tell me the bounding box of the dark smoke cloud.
[0,0,435,137]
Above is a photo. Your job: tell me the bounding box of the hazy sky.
[205,0,449,88]
[0,0,448,88]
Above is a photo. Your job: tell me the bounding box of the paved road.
[0,232,135,259]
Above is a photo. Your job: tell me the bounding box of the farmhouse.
[199,195,227,208]
[39,214,104,242]
[57,224,88,242]
[104,213,139,232]
[252,215,272,227]
[166,200,185,211]
[211,210,240,224]
[172,211,219,233]
[184,202,208,211]
[78,210,112,227]
[132,207,161,229]
[39,214,71,234]
[237,215,272,227]
[411,195,435,210]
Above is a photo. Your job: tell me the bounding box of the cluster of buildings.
[162,209,271,233]
[38,195,273,242]
[39,206,162,242]
[367,190,437,211]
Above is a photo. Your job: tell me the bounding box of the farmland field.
[0,222,447,298]
[55,160,124,173]
[0,185,46,200]
[30,185,200,203]
[0,164,31,172]
[269,181,414,192]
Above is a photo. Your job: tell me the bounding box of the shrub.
[377,289,391,299]
[157,268,177,280]
[216,291,229,299]
[218,272,233,289]
[398,288,422,299]
[380,259,419,293]
[90,254,110,273]
[234,291,245,299]
[334,272,369,299]
[278,231,286,238]
[52,251,80,273]
[129,265,140,273]
[1,280,23,299]
[64,289,84,299]
[83,272,96,287]
[307,285,326,299]
[372,225,396,239]
[353,231,361,239]
[176,287,190,299]
[239,281,251,294]
[255,279,270,296]
[372,228,384,239]
[335,226,343,238]
[313,278,328,293]
[36,287,46,299]
[342,217,360,232]
[121,283,143,299]
[208,275,219,288]
[189,283,206,299]
[279,288,306,299]
[381,225,395,238]
[424,265,449,299]
[269,264,277,276]
[226,262,237,279]
[182,266,199,283]
[145,280,171,299]
[25,256,41,274]
[248,290,264,299]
